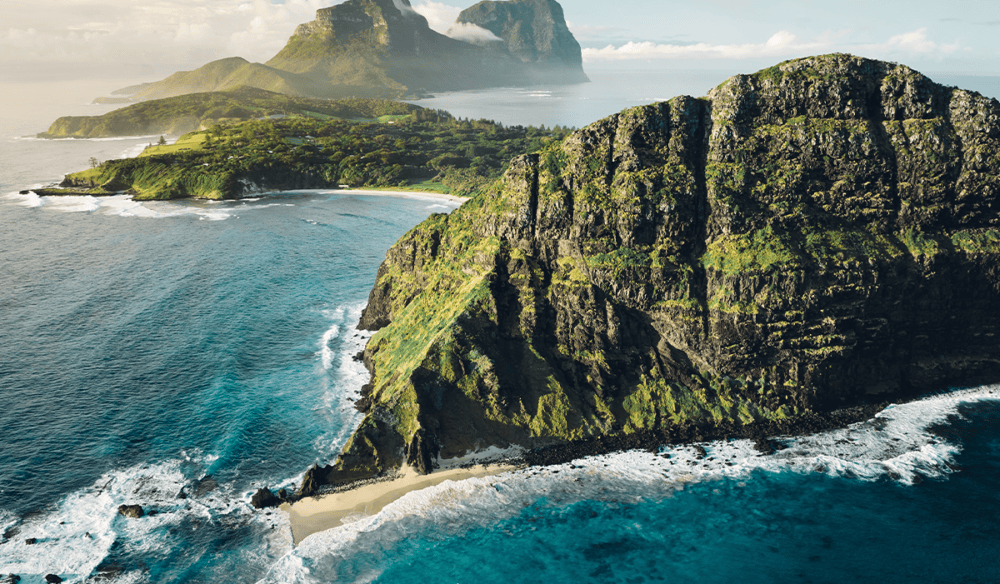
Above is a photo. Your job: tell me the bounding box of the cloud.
[411,1,462,35]
[446,22,503,44]
[582,28,961,62]
[1,0,332,75]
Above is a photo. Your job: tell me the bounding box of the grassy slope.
[40,87,423,139]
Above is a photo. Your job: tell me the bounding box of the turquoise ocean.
[2,66,1000,583]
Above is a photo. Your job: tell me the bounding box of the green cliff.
[300,54,1000,493]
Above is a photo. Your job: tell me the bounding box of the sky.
[2,0,999,82]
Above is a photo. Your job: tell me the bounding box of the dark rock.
[277,489,289,502]
[1,574,22,584]
[24,538,36,545]
[296,464,326,498]
[406,429,438,475]
[18,190,28,195]
[250,488,280,509]
[192,476,218,497]
[177,487,187,499]
[44,575,62,584]
[693,445,707,459]
[117,504,144,518]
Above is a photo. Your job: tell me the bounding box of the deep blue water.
[2,71,1000,584]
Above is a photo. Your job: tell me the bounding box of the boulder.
[250,488,280,509]
[117,504,144,519]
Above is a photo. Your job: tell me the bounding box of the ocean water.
[2,69,1000,584]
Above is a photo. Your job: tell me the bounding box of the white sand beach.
[282,463,518,544]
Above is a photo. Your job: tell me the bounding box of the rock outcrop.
[117,505,144,518]
[250,488,280,509]
[300,54,1000,493]
[267,0,587,93]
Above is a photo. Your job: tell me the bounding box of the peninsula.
[290,54,1000,498]
[40,109,572,200]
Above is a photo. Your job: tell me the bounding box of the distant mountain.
[106,0,588,103]
[456,0,588,84]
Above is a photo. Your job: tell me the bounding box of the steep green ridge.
[40,87,421,139]
[53,112,571,200]
[301,54,1000,492]
[103,0,588,106]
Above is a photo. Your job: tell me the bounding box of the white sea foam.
[262,385,1000,583]
[8,191,44,207]
[45,195,101,213]
[3,191,240,221]
[0,451,283,583]
[310,302,372,461]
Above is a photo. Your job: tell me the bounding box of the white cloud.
[411,1,462,36]
[447,22,503,44]
[866,28,960,55]
[0,0,332,74]
[582,28,963,62]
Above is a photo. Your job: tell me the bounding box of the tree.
[158,135,167,145]
[89,157,100,169]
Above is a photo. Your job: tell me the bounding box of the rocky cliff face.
[266,0,588,94]
[456,0,588,83]
[300,54,1000,494]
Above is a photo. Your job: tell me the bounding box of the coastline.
[19,186,469,205]
[333,188,468,205]
[279,400,889,545]
[283,462,519,544]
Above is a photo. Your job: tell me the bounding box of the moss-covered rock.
[305,53,1000,493]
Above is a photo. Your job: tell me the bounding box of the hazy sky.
[2,0,998,81]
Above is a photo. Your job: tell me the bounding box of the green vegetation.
[56,108,573,200]
[40,86,422,139]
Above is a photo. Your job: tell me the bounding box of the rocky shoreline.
[264,396,896,508]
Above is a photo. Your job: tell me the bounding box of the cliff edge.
[299,54,1000,495]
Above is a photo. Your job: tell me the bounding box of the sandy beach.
[336,188,468,205]
[282,463,519,544]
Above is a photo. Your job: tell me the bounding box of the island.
[286,54,1000,501]
[96,0,588,104]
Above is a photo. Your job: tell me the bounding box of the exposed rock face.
[108,0,587,103]
[117,505,144,518]
[309,54,1000,488]
[250,488,280,509]
[456,0,588,82]
[267,0,587,93]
